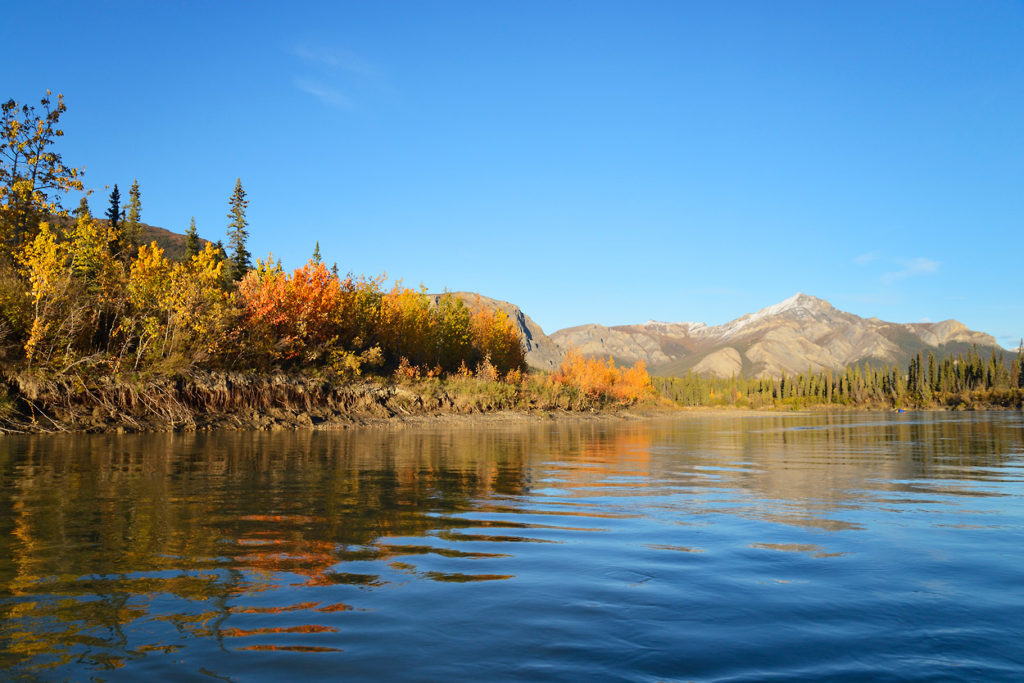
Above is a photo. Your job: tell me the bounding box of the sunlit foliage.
[237,257,344,367]
[0,92,85,256]
[551,347,653,405]
[20,216,126,369]
[122,243,234,370]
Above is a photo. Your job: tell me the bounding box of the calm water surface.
[1,412,1022,681]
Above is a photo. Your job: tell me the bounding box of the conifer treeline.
[654,347,1024,410]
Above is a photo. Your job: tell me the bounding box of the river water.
[1,412,1022,681]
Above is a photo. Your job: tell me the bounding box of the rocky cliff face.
[549,293,1003,378]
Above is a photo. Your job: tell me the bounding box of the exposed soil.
[0,371,670,435]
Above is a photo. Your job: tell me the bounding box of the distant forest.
[655,345,1023,410]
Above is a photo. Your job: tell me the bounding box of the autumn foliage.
[231,259,526,376]
[9,221,527,381]
[551,347,654,405]
[237,258,343,366]
[0,92,531,385]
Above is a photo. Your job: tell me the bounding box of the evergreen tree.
[313,241,322,264]
[1017,342,1024,389]
[225,178,250,281]
[73,195,91,218]
[927,351,937,392]
[184,216,200,259]
[123,178,142,253]
[105,184,121,228]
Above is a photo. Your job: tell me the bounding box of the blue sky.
[7,1,1023,345]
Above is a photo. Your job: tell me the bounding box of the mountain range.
[467,292,1006,378]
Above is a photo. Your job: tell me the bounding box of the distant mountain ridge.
[548,293,1004,378]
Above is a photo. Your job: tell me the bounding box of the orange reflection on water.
[220,625,338,637]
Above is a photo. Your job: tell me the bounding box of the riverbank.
[0,370,672,435]
[1,370,1017,436]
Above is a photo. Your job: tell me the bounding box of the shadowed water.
[1,412,1022,681]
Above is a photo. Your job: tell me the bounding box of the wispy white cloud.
[294,78,352,109]
[293,44,380,80]
[853,251,881,266]
[880,257,939,284]
[291,44,391,109]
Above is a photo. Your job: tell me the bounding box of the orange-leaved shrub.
[237,257,343,367]
[551,347,653,405]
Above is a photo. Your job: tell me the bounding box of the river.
[1,411,1022,681]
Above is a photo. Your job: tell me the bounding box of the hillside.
[138,222,211,261]
[50,215,211,261]
[549,293,1006,378]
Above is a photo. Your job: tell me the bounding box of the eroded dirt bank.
[0,371,665,435]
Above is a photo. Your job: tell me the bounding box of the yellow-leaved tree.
[122,242,234,370]
[20,214,126,370]
[1,92,85,257]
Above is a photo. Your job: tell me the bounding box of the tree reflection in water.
[0,413,1020,678]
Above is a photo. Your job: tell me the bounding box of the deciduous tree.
[0,92,85,256]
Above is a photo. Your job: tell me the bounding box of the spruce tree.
[1018,342,1024,389]
[226,178,250,281]
[73,196,91,218]
[123,178,142,252]
[105,184,121,228]
[184,217,200,259]
[313,241,322,264]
